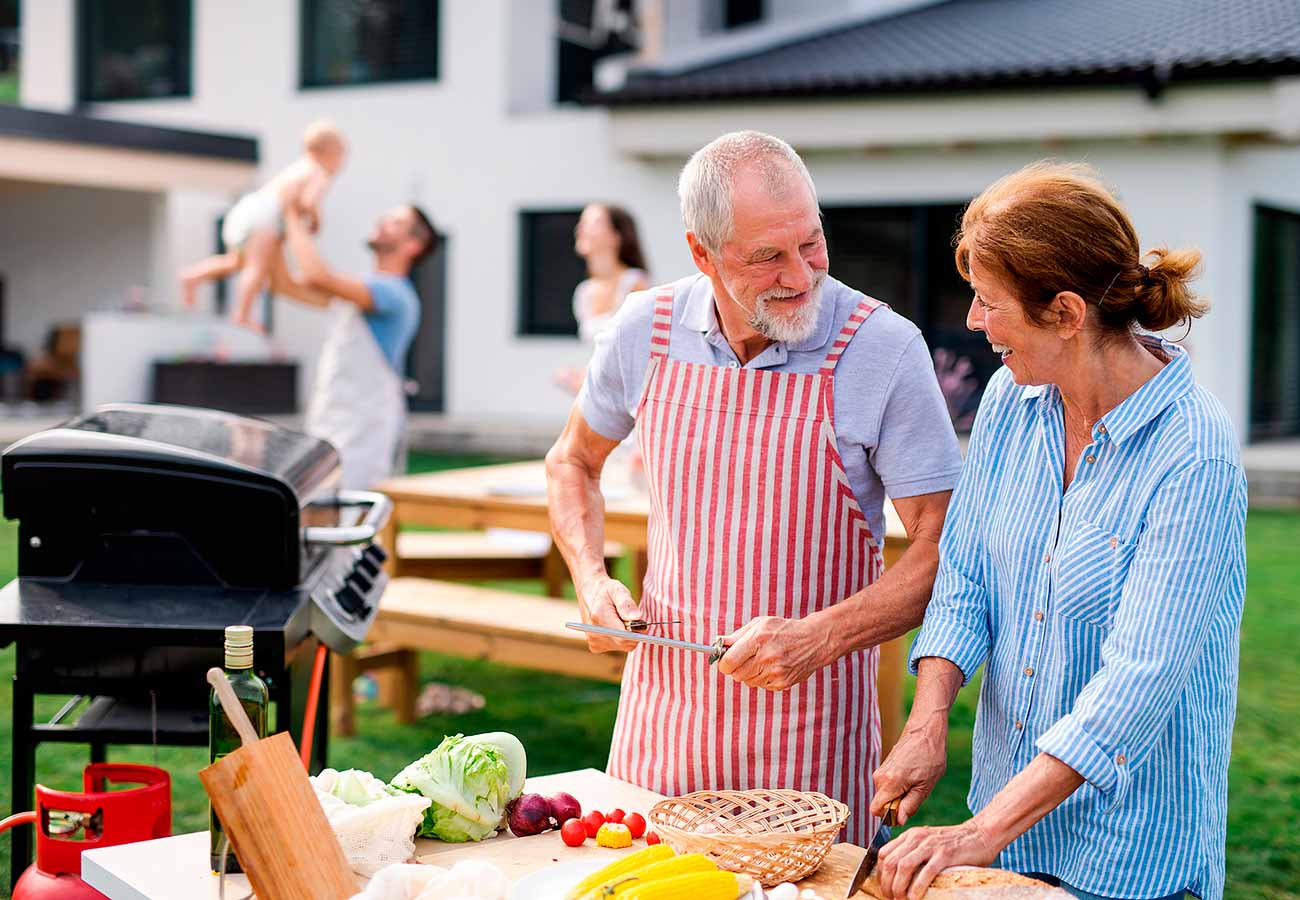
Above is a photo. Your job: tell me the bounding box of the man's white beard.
[729,269,828,343]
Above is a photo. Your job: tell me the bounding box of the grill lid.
[1,404,343,589]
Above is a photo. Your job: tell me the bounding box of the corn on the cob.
[596,822,633,848]
[620,871,751,900]
[564,843,676,900]
[579,853,718,899]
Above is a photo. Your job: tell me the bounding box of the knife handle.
[882,796,901,828]
[708,636,727,664]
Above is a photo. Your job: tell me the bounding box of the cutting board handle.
[207,667,260,747]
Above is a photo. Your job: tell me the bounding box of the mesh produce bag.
[350,860,511,900]
[312,768,432,877]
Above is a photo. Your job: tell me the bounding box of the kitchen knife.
[566,622,727,662]
[844,798,901,899]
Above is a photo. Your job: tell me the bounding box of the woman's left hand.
[874,820,1000,900]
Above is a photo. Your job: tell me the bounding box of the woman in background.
[554,203,649,394]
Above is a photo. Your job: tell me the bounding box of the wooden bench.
[393,531,623,597]
[330,577,626,736]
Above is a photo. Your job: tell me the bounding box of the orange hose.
[299,641,329,770]
[0,811,36,835]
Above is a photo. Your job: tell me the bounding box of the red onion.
[507,793,553,837]
[547,791,582,826]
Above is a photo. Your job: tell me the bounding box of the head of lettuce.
[390,732,526,842]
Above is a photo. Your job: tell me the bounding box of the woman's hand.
[871,718,948,825]
[873,820,999,900]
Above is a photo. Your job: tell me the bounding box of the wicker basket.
[647,789,849,886]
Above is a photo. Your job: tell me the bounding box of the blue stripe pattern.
[910,338,1246,900]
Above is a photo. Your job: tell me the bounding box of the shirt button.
[1033,611,1044,622]
[1116,753,1127,765]
[1108,536,1119,550]
[1098,423,1108,435]
[1086,454,1096,464]
[1043,552,1052,564]
[1023,666,1034,677]
[1014,720,1024,730]
[728,360,739,369]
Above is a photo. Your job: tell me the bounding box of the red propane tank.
[3,764,170,899]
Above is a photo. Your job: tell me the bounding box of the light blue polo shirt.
[579,272,963,541]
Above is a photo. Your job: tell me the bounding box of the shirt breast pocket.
[1051,520,1136,627]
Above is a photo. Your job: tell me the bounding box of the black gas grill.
[0,404,391,884]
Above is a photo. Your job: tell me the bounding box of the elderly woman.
[869,162,1246,900]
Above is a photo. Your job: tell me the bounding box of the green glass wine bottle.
[209,624,268,873]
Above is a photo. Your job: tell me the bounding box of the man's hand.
[717,616,828,691]
[873,820,999,900]
[576,575,643,653]
[871,719,948,826]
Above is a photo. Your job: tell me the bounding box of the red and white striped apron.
[608,285,886,847]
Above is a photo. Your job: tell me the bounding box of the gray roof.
[0,105,258,162]
[596,0,1300,104]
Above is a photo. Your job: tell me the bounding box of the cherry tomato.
[606,808,626,825]
[623,812,646,839]
[581,810,606,838]
[645,830,661,845]
[560,818,587,847]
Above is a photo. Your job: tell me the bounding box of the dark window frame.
[721,0,764,30]
[298,0,440,91]
[77,0,193,103]
[518,208,586,338]
[555,0,638,105]
[822,200,996,429]
[1249,203,1300,440]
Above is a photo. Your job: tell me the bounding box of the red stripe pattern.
[608,286,887,846]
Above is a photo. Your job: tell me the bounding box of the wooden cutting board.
[772,845,1073,899]
[792,843,873,897]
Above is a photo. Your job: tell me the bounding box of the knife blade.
[566,622,727,663]
[844,798,901,899]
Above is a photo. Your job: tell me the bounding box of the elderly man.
[272,204,436,489]
[545,131,962,846]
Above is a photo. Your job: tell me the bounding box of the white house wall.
[20,0,677,424]
[15,0,1279,436]
[0,182,159,355]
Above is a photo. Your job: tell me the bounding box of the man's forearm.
[815,534,939,657]
[285,213,330,282]
[269,250,330,306]
[545,456,612,590]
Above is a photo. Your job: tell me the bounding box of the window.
[1251,205,1300,439]
[722,0,764,30]
[556,0,638,104]
[0,0,18,105]
[823,203,997,428]
[78,0,192,102]
[519,210,585,336]
[300,0,438,89]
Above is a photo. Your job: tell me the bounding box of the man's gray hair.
[678,130,819,252]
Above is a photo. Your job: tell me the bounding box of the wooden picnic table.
[373,459,913,755]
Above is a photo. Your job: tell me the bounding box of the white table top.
[81,769,664,900]
[82,831,251,900]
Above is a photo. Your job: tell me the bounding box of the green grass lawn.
[0,454,1295,896]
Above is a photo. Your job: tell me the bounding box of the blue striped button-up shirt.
[910,339,1246,900]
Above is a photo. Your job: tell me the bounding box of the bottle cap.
[224,625,254,669]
